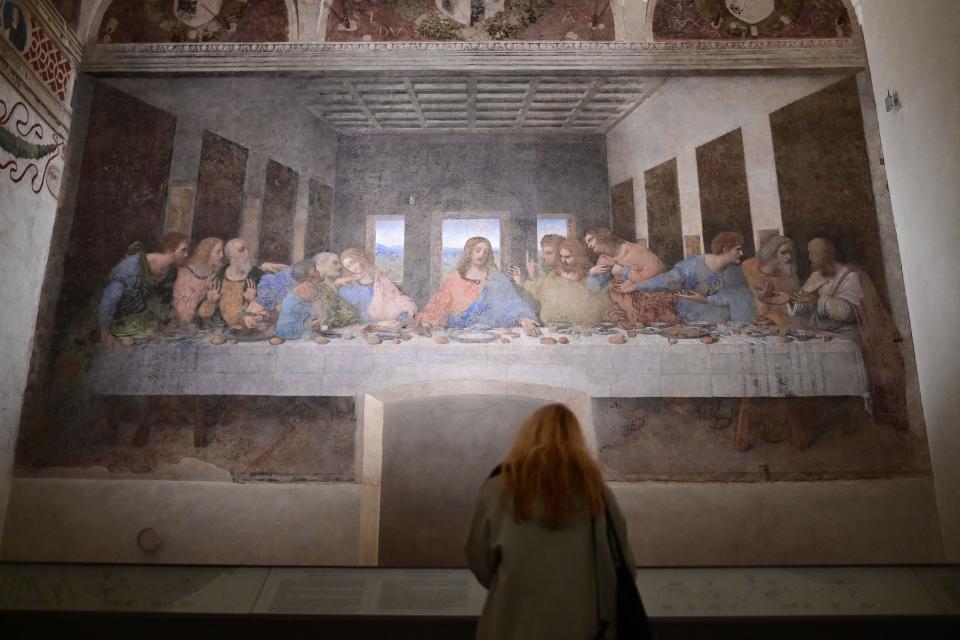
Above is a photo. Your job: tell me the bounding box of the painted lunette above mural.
[326,0,615,42]
[653,0,853,40]
[97,0,290,43]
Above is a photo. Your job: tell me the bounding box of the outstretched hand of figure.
[589,263,611,277]
[260,262,287,274]
[790,290,818,305]
[100,329,117,349]
[757,280,790,305]
[525,251,539,280]
[618,280,638,294]
[206,281,222,304]
[677,289,709,304]
[508,265,525,286]
[242,279,257,303]
[520,317,541,337]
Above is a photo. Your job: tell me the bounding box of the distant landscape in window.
[374,217,405,283]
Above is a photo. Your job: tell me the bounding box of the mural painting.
[11,1,929,543]
[326,0,615,42]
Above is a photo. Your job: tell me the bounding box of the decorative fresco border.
[0,0,81,134]
[82,37,866,75]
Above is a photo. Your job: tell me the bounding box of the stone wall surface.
[334,132,610,306]
[855,0,960,560]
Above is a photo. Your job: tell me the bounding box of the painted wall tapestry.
[653,0,853,40]
[326,0,615,42]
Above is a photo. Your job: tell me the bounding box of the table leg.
[194,397,208,448]
[132,397,159,447]
[785,401,810,450]
[735,398,752,452]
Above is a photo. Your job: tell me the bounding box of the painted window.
[441,218,502,277]
[370,216,405,283]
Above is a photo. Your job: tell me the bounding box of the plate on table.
[547,322,576,334]
[366,331,403,342]
[225,329,275,343]
[787,329,816,342]
[661,325,704,340]
[591,325,621,335]
[688,320,716,330]
[643,322,672,334]
[449,330,499,343]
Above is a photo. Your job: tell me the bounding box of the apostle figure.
[335,247,417,324]
[417,236,540,335]
[172,237,224,326]
[275,253,361,341]
[632,231,756,324]
[741,234,801,328]
[198,238,265,331]
[98,232,189,347]
[789,237,907,430]
[586,227,678,325]
[510,233,564,286]
[514,238,614,326]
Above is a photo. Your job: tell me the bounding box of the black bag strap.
[592,507,611,639]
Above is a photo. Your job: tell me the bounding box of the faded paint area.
[326,0,615,42]
[97,0,289,43]
[653,0,853,41]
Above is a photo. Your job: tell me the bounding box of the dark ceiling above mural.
[325,0,615,42]
[97,0,289,43]
[653,0,853,40]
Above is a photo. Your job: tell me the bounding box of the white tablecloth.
[89,332,869,399]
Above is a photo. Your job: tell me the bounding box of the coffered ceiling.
[303,75,662,134]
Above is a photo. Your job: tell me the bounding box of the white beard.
[777,262,797,278]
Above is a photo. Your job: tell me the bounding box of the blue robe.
[447,271,538,329]
[634,256,755,323]
[338,283,376,323]
[256,267,297,311]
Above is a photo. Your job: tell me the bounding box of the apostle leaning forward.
[98,233,189,347]
[275,252,362,341]
[585,227,678,325]
[787,237,908,431]
[511,238,614,326]
[630,231,756,325]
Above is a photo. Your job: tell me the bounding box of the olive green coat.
[465,475,636,640]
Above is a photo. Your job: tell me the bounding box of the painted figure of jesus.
[417,236,539,334]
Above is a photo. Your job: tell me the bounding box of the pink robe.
[367,271,418,323]
[172,266,214,324]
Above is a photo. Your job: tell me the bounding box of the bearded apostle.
[740,234,801,327]
[789,237,908,431]
[197,238,265,331]
[98,232,189,347]
[417,236,540,335]
[275,253,362,340]
[511,238,614,326]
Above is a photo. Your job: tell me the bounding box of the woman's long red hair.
[499,404,605,528]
